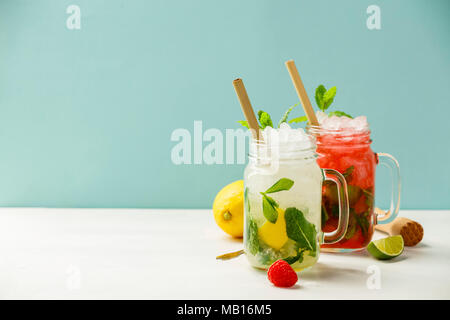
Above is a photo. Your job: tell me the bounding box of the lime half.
[367,235,404,260]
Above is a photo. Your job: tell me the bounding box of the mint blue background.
[0,0,449,209]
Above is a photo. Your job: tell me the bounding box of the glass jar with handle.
[306,124,401,252]
[244,130,350,270]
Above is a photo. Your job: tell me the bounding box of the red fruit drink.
[308,113,379,251]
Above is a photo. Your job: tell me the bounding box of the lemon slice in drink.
[367,235,404,260]
[258,208,288,250]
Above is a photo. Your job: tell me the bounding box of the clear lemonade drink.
[244,124,349,270]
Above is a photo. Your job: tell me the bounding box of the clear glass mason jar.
[243,136,350,270]
[306,124,401,252]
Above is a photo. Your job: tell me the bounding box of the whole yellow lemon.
[213,180,244,238]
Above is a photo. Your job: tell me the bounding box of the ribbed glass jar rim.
[306,125,372,147]
[306,124,371,135]
[248,137,317,161]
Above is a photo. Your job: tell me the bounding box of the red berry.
[267,260,298,288]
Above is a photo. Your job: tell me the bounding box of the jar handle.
[322,169,350,244]
[375,153,401,224]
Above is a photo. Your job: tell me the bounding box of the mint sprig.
[257,110,273,129]
[238,104,299,130]
[237,84,353,129]
[315,85,336,112]
[278,103,299,127]
[315,84,353,119]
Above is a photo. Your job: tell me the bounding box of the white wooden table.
[0,208,448,299]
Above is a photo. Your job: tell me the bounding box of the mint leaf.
[283,249,304,265]
[362,188,374,198]
[277,103,299,127]
[323,86,336,110]
[315,85,326,111]
[259,178,293,223]
[348,185,362,205]
[261,193,278,223]
[257,110,273,129]
[237,120,249,129]
[328,110,353,118]
[284,207,317,253]
[264,178,294,194]
[289,116,308,124]
[343,165,354,179]
[244,187,250,212]
[355,214,370,236]
[345,214,357,240]
[261,192,279,208]
[363,188,374,207]
[246,218,260,255]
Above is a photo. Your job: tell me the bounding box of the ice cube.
[352,116,368,130]
[316,111,328,123]
[279,122,291,131]
[318,110,369,131]
[279,126,289,142]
